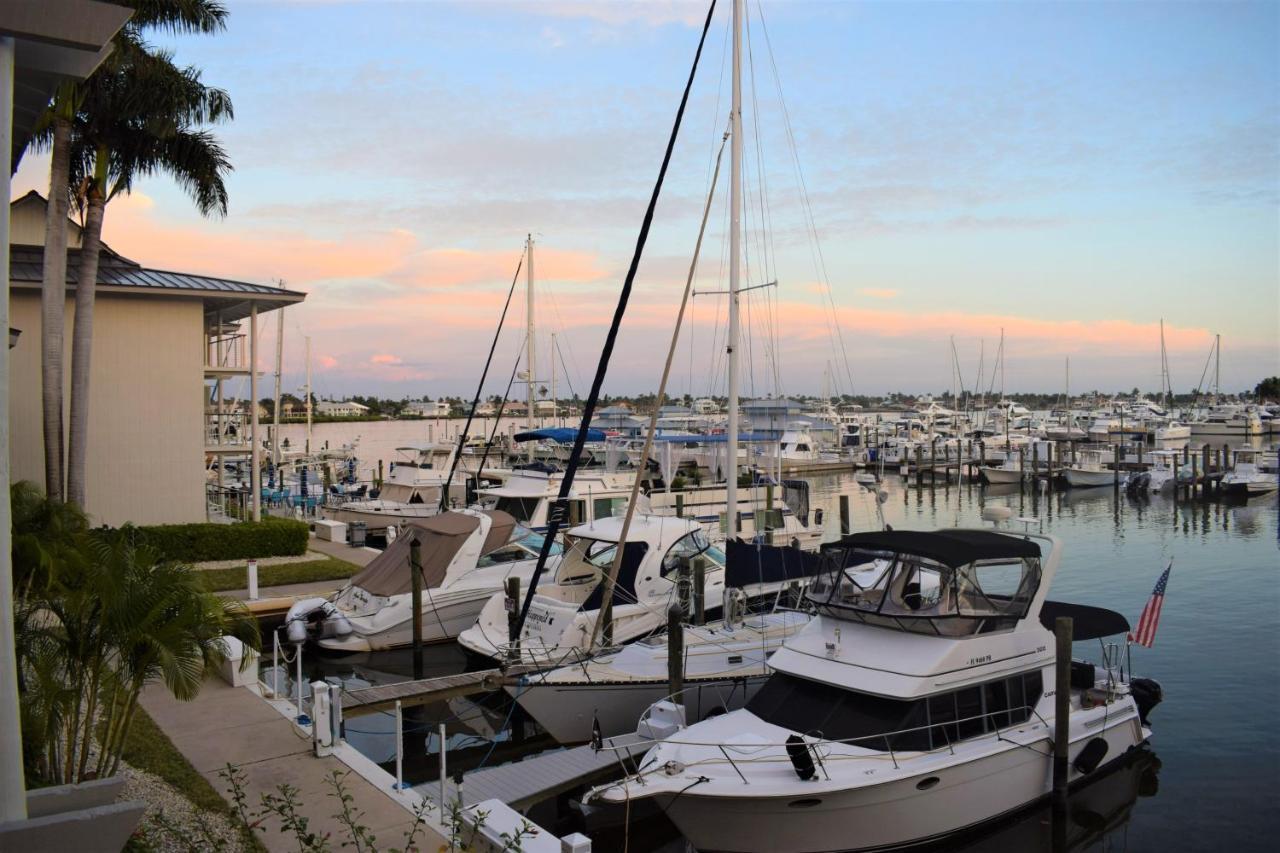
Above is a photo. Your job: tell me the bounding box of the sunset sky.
[14,0,1279,401]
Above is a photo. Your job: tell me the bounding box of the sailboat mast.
[526,234,536,459]
[551,331,558,427]
[304,334,312,453]
[1215,333,1220,398]
[725,0,743,533]
[273,307,284,466]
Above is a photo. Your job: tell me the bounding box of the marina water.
[280,420,1278,851]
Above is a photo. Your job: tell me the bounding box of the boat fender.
[1073,737,1109,775]
[785,734,817,781]
[1130,677,1163,724]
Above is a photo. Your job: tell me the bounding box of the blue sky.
[14,0,1278,399]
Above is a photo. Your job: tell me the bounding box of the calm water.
[277,420,1279,852]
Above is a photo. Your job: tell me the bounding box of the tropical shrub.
[130,518,309,562]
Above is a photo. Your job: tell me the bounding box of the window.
[747,671,1046,753]
[554,536,649,585]
[594,497,625,520]
[661,529,714,578]
[494,497,540,522]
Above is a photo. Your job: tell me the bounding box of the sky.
[13,0,1279,401]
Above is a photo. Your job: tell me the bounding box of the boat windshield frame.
[805,546,1042,637]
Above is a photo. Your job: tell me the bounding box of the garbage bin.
[349,521,367,548]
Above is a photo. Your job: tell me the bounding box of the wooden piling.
[1053,616,1073,803]
[915,445,924,487]
[667,603,684,701]
[1192,455,1199,500]
[839,494,850,536]
[505,576,521,662]
[409,537,424,680]
[692,556,706,626]
[1113,445,1121,489]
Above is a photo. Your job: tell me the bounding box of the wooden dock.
[340,669,501,717]
[430,732,654,811]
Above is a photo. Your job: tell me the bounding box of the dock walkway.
[424,732,654,811]
[141,677,446,852]
[340,670,502,717]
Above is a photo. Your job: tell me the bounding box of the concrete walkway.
[307,536,381,567]
[141,679,446,852]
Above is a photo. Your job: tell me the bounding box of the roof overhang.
[2,0,135,170]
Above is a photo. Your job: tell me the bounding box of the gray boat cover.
[352,512,481,596]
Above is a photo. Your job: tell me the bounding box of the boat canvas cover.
[350,513,481,596]
[480,510,518,554]
[726,539,821,588]
[822,529,1041,568]
[514,427,607,443]
[580,542,651,609]
[1038,600,1130,640]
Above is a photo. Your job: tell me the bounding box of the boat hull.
[317,588,492,652]
[979,466,1023,484]
[656,719,1146,853]
[1063,468,1116,488]
[512,675,767,744]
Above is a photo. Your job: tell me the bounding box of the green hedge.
[133,518,308,562]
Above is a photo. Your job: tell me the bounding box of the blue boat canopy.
[514,427,607,443]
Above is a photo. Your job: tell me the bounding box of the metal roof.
[8,243,305,321]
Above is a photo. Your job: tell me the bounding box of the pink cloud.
[860,287,899,299]
[370,353,402,365]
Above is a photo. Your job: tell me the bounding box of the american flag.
[1129,563,1172,648]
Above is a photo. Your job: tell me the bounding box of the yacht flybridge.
[589,528,1160,853]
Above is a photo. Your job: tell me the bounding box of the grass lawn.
[196,557,361,593]
[122,706,268,853]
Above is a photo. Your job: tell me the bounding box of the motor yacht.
[979,456,1025,485]
[322,445,473,532]
[457,516,730,667]
[510,539,825,744]
[589,528,1160,852]
[1063,449,1122,488]
[284,508,558,651]
[1221,448,1278,496]
[1190,404,1263,438]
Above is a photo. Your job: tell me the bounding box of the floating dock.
[340,669,502,717]
[426,732,654,811]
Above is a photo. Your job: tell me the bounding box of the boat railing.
[622,703,1060,783]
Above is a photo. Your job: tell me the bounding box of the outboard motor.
[1130,677,1163,724]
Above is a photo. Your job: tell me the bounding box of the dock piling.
[505,576,522,661]
[667,602,684,703]
[1053,615,1073,803]
[693,556,707,626]
[410,537,424,680]
[439,722,448,809]
[393,700,405,790]
[839,494,850,535]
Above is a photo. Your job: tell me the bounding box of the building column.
[0,35,30,822]
[250,302,260,521]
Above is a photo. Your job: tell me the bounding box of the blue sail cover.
[650,433,776,443]
[726,538,823,588]
[514,427,607,443]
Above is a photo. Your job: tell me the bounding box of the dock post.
[839,494,850,536]
[677,558,692,617]
[675,493,684,518]
[1192,455,1199,500]
[1202,445,1212,497]
[294,642,307,724]
[393,701,405,790]
[667,602,684,703]
[1031,443,1039,482]
[1047,442,1055,487]
[1019,447,1027,483]
[273,630,281,698]
[247,558,259,601]
[915,445,923,487]
[1053,616,1073,803]
[439,722,448,809]
[410,537,424,680]
[693,556,707,626]
[1113,445,1121,489]
[505,576,521,662]
[377,459,384,488]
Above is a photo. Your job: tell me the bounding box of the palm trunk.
[41,112,73,501]
[67,152,108,510]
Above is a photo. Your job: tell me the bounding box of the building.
[692,397,720,414]
[315,400,369,418]
[475,401,497,417]
[404,400,451,417]
[6,193,305,526]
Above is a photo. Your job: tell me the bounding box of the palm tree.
[31,0,228,508]
[66,39,232,508]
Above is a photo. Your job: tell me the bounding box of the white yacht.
[1126,449,1185,493]
[323,444,471,532]
[457,516,728,667]
[1221,448,1278,497]
[1190,404,1263,438]
[1063,449,1122,488]
[978,456,1025,485]
[510,537,826,744]
[284,509,557,651]
[590,528,1160,852]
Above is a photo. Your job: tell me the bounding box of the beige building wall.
[8,290,206,526]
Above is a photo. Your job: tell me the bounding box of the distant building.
[404,400,451,417]
[476,401,497,417]
[315,400,370,417]
[692,397,720,414]
[534,400,557,415]
[7,192,305,526]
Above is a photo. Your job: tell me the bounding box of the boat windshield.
[553,535,650,586]
[660,529,725,578]
[806,547,1041,636]
[475,526,561,567]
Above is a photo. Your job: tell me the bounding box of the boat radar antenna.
[981,505,1013,528]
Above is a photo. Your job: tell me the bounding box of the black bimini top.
[1038,601,1130,640]
[821,529,1041,569]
